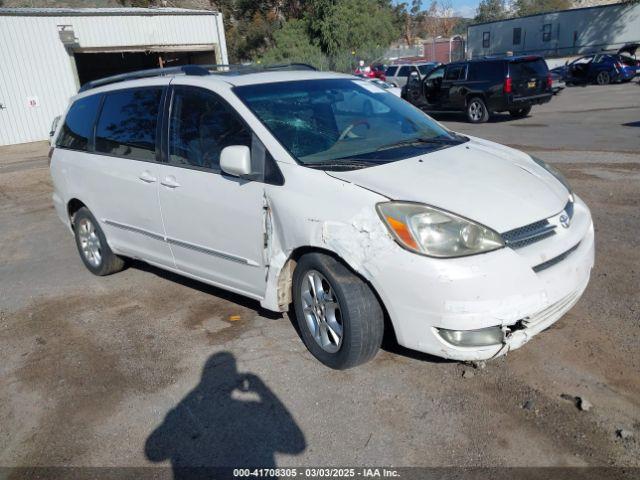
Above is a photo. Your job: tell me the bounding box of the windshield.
[234,79,463,167]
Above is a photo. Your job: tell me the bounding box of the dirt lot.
[0,82,639,471]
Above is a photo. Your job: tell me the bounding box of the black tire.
[509,105,532,118]
[292,252,384,369]
[466,96,489,123]
[596,71,611,85]
[73,207,126,276]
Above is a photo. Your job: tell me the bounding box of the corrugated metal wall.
[0,12,226,146]
[467,2,640,59]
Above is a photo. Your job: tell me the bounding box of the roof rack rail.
[78,62,319,93]
[78,64,209,92]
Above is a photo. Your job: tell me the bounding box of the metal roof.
[0,7,218,17]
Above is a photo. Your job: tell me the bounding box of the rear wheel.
[596,71,611,85]
[466,97,489,123]
[293,252,384,369]
[509,105,532,118]
[73,207,125,276]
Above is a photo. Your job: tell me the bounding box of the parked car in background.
[49,115,61,146]
[617,43,640,76]
[354,63,387,81]
[385,62,440,88]
[551,53,636,85]
[550,71,565,95]
[50,65,593,369]
[403,56,553,123]
[353,75,402,97]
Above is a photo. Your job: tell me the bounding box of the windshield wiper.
[305,159,380,171]
[376,136,461,152]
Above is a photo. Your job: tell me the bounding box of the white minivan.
[50,66,594,369]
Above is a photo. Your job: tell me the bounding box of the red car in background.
[354,63,387,81]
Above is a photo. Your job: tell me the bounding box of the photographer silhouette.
[145,352,306,479]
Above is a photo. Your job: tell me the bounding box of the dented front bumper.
[367,198,595,361]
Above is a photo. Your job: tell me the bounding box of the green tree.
[259,19,330,69]
[308,0,399,58]
[514,0,571,16]
[473,0,507,23]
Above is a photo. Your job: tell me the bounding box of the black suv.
[402,56,553,123]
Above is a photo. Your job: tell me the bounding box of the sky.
[393,0,480,18]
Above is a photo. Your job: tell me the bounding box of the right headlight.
[376,202,504,258]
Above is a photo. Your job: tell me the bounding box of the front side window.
[542,24,552,42]
[234,79,464,168]
[95,88,162,161]
[444,65,465,81]
[418,64,436,75]
[483,32,490,48]
[426,66,445,81]
[57,94,101,151]
[513,27,522,45]
[168,87,251,172]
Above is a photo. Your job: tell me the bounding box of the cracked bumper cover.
[366,206,595,361]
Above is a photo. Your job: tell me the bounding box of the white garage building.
[0,7,228,146]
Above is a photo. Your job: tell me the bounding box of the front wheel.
[509,105,532,118]
[466,97,489,123]
[292,253,384,369]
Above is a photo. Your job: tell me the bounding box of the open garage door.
[74,50,217,87]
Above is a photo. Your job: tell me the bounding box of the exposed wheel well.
[67,199,86,227]
[278,246,397,343]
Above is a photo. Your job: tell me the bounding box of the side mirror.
[220,145,252,177]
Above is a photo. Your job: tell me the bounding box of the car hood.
[327,136,569,233]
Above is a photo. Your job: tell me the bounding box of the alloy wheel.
[469,100,484,122]
[597,71,610,85]
[300,270,343,353]
[78,217,102,268]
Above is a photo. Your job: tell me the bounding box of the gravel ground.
[0,82,638,470]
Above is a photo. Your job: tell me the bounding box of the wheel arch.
[67,198,87,228]
[273,245,398,343]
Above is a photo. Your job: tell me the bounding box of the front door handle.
[139,171,157,183]
[161,176,181,188]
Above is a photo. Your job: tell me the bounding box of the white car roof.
[73,69,355,101]
[220,70,352,86]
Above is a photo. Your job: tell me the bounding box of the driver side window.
[168,87,251,172]
[426,67,445,81]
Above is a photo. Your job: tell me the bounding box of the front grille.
[501,198,574,250]
[533,242,580,273]
[502,219,557,249]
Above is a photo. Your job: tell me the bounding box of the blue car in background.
[552,48,638,86]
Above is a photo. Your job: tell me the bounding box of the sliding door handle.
[161,176,181,188]
[138,171,157,183]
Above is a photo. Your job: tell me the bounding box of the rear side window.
[95,88,162,162]
[386,66,398,76]
[467,62,505,82]
[56,95,101,151]
[509,59,548,79]
[398,66,411,77]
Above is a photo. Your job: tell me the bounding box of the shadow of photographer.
[145,352,305,479]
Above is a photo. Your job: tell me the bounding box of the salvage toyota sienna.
[50,66,594,369]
